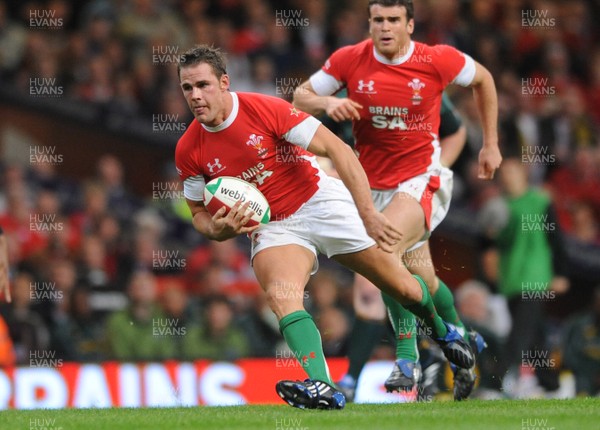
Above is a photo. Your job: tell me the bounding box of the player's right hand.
[325,97,363,122]
[209,200,260,241]
[478,145,502,179]
[362,211,402,253]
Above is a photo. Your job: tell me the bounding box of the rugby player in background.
[294,0,501,400]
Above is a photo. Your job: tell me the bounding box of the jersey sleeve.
[309,46,352,96]
[175,132,206,202]
[182,175,206,201]
[310,70,342,96]
[282,117,322,150]
[452,54,476,87]
[432,45,475,87]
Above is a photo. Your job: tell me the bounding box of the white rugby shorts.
[371,166,453,251]
[250,177,376,274]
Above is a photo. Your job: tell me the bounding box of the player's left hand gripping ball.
[203,176,271,226]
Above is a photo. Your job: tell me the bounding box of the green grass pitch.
[3,398,598,430]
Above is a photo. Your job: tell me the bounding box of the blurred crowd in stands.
[0,0,599,397]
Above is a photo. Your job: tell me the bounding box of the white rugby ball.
[203,176,271,226]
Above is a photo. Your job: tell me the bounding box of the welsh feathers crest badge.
[408,78,425,105]
[246,134,268,158]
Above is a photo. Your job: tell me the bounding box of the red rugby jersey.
[176,92,323,220]
[311,40,474,189]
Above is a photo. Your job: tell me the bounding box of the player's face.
[369,5,414,60]
[179,62,230,127]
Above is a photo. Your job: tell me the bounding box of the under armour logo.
[207,158,222,173]
[358,80,375,92]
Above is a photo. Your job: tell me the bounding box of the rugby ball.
[203,176,271,226]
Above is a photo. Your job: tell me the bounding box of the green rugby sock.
[279,310,332,384]
[404,275,448,339]
[346,318,386,380]
[433,278,466,336]
[382,292,419,362]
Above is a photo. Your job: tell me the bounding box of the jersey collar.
[373,41,414,65]
[201,92,239,133]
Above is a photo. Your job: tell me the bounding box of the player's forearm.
[192,211,216,239]
[186,199,223,240]
[472,70,499,149]
[192,214,228,241]
[293,83,330,116]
